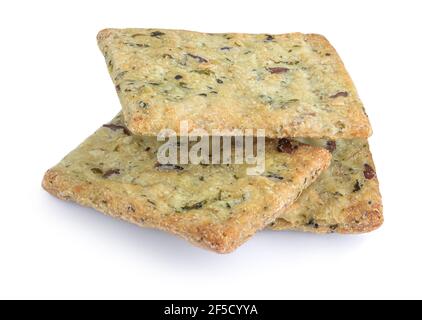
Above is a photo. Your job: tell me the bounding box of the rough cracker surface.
[270,139,383,233]
[42,114,331,253]
[97,28,371,139]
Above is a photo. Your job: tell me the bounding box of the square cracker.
[42,114,331,253]
[98,29,371,139]
[270,139,383,233]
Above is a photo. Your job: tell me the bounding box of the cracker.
[42,114,331,253]
[97,29,371,139]
[270,139,383,233]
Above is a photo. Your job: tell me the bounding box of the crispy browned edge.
[97,29,372,139]
[42,146,331,253]
[272,203,383,234]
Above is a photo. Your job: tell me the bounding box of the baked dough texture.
[97,29,371,139]
[271,139,383,233]
[42,114,331,253]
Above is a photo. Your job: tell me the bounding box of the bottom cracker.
[43,114,331,253]
[270,139,383,233]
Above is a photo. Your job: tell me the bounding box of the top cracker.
[98,29,371,138]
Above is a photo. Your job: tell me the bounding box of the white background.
[1,0,421,300]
